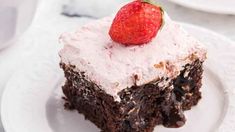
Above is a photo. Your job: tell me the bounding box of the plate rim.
[1,22,235,132]
[168,0,235,15]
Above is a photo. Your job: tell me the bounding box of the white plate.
[168,0,235,15]
[1,23,235,132]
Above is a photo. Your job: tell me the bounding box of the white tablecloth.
[0,0,234,131]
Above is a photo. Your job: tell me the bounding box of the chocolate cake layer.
[60,59,203,132]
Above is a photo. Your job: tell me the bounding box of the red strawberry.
[109,0,163,46]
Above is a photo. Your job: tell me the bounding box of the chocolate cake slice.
[59,6,206,132]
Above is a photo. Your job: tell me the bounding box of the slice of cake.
[59,0,207,131]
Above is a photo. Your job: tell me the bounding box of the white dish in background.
[1,23,235,132]
[0,0,38,49]
[62,0,129,18]
[168,0,235,15]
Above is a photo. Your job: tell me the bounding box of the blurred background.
[0,0,234,131]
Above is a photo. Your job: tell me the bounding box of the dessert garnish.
[109,0,163,46]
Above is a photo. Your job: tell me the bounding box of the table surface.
[0,0,234,131]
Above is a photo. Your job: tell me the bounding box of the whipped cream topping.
[59,14,207,101]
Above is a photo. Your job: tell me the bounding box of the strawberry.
[109,0,163,46]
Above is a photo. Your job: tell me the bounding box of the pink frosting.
[59,15,207,101]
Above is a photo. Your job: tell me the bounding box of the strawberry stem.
[141,0,157,5]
